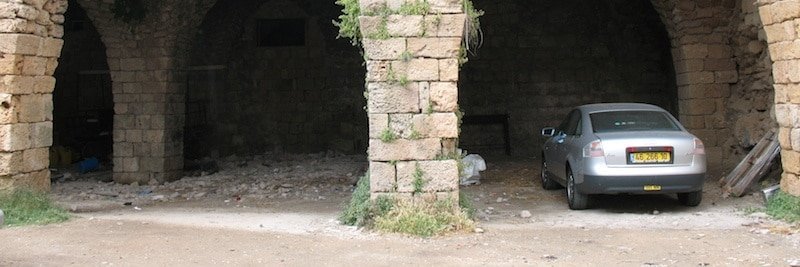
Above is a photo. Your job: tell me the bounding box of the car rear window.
[590,111,680,133]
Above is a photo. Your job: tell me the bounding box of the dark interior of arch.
[459,0,677,157]
[184,0,366,160]
[52,0,113,167]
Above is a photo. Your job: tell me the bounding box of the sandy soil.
[1,157,799,266]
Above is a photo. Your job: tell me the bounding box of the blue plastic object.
[78,157,99,173]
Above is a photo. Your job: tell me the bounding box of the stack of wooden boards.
[719,128,781,197]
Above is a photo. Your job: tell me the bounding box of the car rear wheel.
[677,191,702,206]
[566,168,589,210]
[540,157,560,190]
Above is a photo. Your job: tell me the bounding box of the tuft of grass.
[766,191,800,223]
[459,191,475,218]
[412,163,426,194]
[398,0,431,15]
[374,198,474,237]
[334,0,361,46]
[0,189,70,227]
[340,174,372,226]
[380,128,398,143]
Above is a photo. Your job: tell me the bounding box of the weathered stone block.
[439,58,458,82]
[363,38,405,60]
[358,16,382,38]
[429,0,462,14]
[29,121,51,148]
[0,151,22,175]
[773,59,800,83]
[676,71,715,85]
[0,123,29,151]
[412,113,458,138]
[768,40,800,61]
[21,56,46,75]
[679,44,708,59]
[429,82,458,112]
[37,37,61,57]
[714,70,738,83]
[763,21,796,43]
[0,33,40,55]
[0,54,23,75]
[706,45,732,59]
[793,128,800,151]
[763,1,800,26]
[370,161,396,192]
[366,60,390,82]
[679,99,717,115]
[775,104,800,128]
[781,149,800,174]
[391,58,439,81]
[114,142,133,157]
[367,82,420,113]
[387,15,423,37]
[396,160,458,193]
[389,113,413,138]
[407,37,460,58]
[17,94,50,123]
[0,93,14,124]
[424,14,466,37]
[368,138,441,161]
[781,172,800,196]
[21,147,48,172]
[418,81,430,112]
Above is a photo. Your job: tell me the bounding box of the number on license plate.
[644,185,661,191]
[630,152,671,164]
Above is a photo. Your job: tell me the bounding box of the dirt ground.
[1,155,799,266]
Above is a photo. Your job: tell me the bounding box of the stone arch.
[757,0,800,195]
[74,0,217,184]
[184,0,366,161]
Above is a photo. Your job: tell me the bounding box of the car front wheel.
[566,168,589,210]
[540,157,560,190]
[677,191,702,206]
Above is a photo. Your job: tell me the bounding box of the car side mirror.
[541,127,556,137]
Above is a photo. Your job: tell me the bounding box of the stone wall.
[0,0,67,191]
[360,0,466,200]
[185,0,366,158]
[460,0,677,157]
[758,0,800,196]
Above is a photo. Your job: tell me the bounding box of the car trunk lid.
[594,131,696,167]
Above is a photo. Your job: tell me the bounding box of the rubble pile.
[51,153,368,205]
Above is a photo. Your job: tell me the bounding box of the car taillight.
[583,140,604,158]
[691,138,705,155]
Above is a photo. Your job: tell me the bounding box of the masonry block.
[368,138,441,161]
[363,38,406,60]
[408,37,460,58]
[429,0,462,14]
[782,149,800,174]
[429,82,458,112]
[412,113,458,138]
[0,123,29,151]
[396,160,458,193]
[387,15,423,37]
[424,14,466,37]
[366,60,390,82]
[439,58,458,82]
[370,161,396,192]
[389,113,413,138]
[29,121,51,148]
[0,33,40,55]
[773,59,800,83]
[781,172,800,196]
[368,82,420,113]
[418,81,430,112]
[391,58,439,81]
[37,37,61,57]
[21,147,48,172]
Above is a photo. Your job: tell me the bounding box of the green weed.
[0,189,70,227]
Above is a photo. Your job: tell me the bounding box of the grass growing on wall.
[0,189,70,227]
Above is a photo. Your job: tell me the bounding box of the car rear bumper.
[577,173,705,194]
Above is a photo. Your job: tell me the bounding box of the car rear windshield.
[590,111,680,133]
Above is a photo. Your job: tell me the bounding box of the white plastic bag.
[460,154,486,185]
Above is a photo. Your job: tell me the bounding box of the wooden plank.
[730,138,780,197]
[720,129,775,188]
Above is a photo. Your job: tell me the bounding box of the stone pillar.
[0,0,68,191]
[359,0,465,200]
[652,0,739,167]
[758,0,800,196]
[78,0,216,184]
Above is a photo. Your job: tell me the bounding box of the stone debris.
[51,153,367,206]
[519,210,532,218]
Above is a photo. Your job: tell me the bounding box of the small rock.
[474,227,484,233]
[151,195,166,201]
[520,210,532,218]
[496,197,505,203]
[749,212,769,219]
[652,210,660,215]
[542,255,557,260]
[788,259,800,267]
[148,179,159,186]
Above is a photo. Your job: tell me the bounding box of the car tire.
[540,157,560,190]
[677,191,702,207]
[566,168,589,210]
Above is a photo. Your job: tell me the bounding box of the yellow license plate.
[630,152,671,164]
[644,185,662,191]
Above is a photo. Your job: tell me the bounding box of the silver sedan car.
[540,103,706,210]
